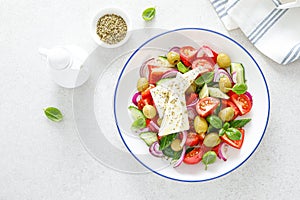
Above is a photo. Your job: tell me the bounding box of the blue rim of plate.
[113,27,270,182]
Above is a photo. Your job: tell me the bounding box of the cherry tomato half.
[179,46,197,67]
[220,128,245,149]
[191,57,215,72]
[230,93,252,115]
[185,92,198,106]
[196,97,220,118]
[184,132,201,147]
[183,147,203,164]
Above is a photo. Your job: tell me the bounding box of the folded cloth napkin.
[210,0,300,65]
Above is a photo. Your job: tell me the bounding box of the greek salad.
[128,45,253,170]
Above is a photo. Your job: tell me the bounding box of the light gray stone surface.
[1,0,300,199]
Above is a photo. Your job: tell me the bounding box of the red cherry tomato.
[183,147,203,164]
[191,57,215,72]
[185,92,198,105]
[220,128,245,149]
[196,97,220,117]
[179,46,197,67]
[184,132,201,147]
[230,93,252,115]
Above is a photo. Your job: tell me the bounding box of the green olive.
[219,76,232,93]
[167,51,180,65]
[171,139,183,151]
[142,105,157,119]
[137,77,149,92]
[203,132,220,147]
[217,53,231,68]
[194,116,208,134]
[218,107,235,122]
[156,118,162,126]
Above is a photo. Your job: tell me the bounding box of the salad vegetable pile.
[128,45,253,169]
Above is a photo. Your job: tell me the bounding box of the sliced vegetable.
[132,92,141,106]
[169,46,180,54]
[140,58,154,78]
[230,93,252,115]
[208,87,229,99]
[149,141,164,157]
[221,128,244,149]
[139,131,158,146]
[199,83,209,99]
[183,147,203,164]
[179,46,197,67]
[161,69,178,79]
[131,117,146,130]
[184,132,201,147]
[196,97,220,117]
[230,62,245,84]
[173,146,186,168]
[128,105,145,120]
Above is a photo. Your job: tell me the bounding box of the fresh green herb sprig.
[44,107,63,122]
[219,119,251,140]
[159,133,177,150]
[142,7,156,21]
[231,83,248,94]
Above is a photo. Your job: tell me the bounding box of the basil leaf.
[142,7,156,21]
[219,128,225,136]
[231,83,248,94]
[202,151,217,170]
[177,61,190,73]
[131,117,146,130]
[162,146,182,160]
[159,133,177,150]
[195,72,214,86]
[225,128,242,140]
[44,107,63,122]
[230,118,251,128]
[206,115,223,129]
[223,122,230,130]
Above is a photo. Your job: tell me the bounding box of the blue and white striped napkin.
[210,0,300,65]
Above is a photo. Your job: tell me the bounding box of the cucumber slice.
[156,78,173,86]
[128,106,145,120]
[139,131,158,146]
[199,83,209,99]
[208,87,229,99]
[131,118,146,130]
[230,63,245,84]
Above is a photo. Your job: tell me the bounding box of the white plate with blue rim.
[113,28,270,182]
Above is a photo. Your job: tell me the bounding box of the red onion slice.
[197,46,214,58]
[180,131,188,147]
[149,141,164,157]
[218,142,229,161]
[186,97,199,107]
[169,46,180,54]
[245,91,253,103]
[149,120,160,132]
[214,68,233,83]
[173,145,186,168]
[134,127,150,134]
[140,58,154,78]
[187,107,197,119]
[132,92,141,106]
[161,69,178,79]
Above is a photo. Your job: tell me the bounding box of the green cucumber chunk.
[177,61,190,73]
[128,106,145,120]
[230,63,245,84]
[139,131,158,146]
[208,87,229,99]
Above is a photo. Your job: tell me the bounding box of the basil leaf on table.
[230,118,251,128]
[225,128,242,140]
[206,115,223,129]
[44,107,63,122]
[159,133,177,150]
[231,83,248,94]
[142,7,156,21]
[202,151,217,170]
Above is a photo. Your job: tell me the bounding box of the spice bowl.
[90,7,131,48]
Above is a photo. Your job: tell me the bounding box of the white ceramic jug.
[39,45,90,88]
